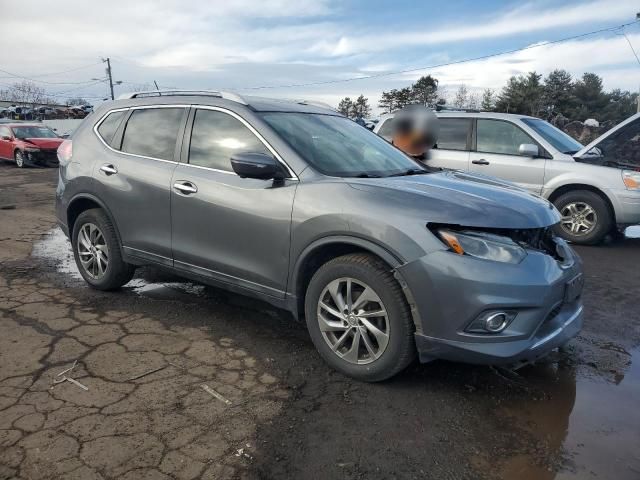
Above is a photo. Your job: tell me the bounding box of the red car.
[0,123,63,167]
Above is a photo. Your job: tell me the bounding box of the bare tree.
[453,85,469,108]
[0,81,52,105]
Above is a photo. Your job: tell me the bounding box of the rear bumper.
[397,244,584,366]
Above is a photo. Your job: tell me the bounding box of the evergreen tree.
[411,75,439,107]
[542,69,574,118]
[481,89,495,111]
[337,97,354,117]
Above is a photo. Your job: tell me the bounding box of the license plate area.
[564,273,584,303]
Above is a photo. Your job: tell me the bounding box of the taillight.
[57,140,73,166]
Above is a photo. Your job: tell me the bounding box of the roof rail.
[117,90,248,105]
[435,105,480,113]
[294,99,337,112]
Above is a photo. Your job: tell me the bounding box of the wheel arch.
[289,236,417,324]
[66,194,123,246]
[548,183,616,224]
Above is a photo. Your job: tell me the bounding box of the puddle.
[33,228,208,299]
[626,226,640,239]
[498,347,640,479]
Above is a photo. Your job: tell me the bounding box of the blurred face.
[392,107,439,157]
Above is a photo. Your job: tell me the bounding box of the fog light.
[484,313,508,332]
[466,310,516,334]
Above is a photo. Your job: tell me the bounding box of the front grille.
[30,150,58,164]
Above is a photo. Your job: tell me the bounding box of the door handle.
[100,164,118,175]
[173,181,198,195]
[472,159,490,165]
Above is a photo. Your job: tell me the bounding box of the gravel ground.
[0,164,638,480]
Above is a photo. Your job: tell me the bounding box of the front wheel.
[15,150,26,168]
[553,190,613,245]
[72,208,135,290]
[304,253,416,382]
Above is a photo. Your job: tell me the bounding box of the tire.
[15,150,26,168]
[553,190,613,245]
[304,253,416,382]
[72,208,135,290]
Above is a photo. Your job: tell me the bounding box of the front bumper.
[607,187,640,226]
[397,245,584,366]
[25,149,59,167]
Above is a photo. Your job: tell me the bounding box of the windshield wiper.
[349,173,383,178]
[387,168,430,177]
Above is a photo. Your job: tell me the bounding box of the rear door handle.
[100,164,118,175]
[472,159,490,165]
[173,181,198,195]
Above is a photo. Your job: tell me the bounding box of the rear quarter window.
[97,110,127,147]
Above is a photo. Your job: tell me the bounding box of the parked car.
[56,91,583,381]
[0,123,63,167]
[374,112,640,245]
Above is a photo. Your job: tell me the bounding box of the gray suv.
[375,112,640,245]
[56,91,584,381]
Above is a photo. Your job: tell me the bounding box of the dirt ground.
[1,164,638,480]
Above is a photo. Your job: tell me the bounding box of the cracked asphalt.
[1,164,639,479]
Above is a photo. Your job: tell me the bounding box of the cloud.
[308,0,638,57]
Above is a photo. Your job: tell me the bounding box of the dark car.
[55,90,584,381]
[0,123,63,167]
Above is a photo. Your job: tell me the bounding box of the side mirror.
[231,152,283,180]
[518,143,539,157]
[1,136,11,141]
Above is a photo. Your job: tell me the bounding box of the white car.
[374,111,640,244]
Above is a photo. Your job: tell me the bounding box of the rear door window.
[121,108,185,161]
[476,119,536,156]
[97,110,126,147]
[435,118,471,150]
[188,109,270,172]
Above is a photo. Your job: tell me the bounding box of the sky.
[1,0,639,113]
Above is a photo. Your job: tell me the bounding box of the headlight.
[437,229,527,264]
[622,170,640,190]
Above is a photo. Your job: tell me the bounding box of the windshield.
[12,126,59,139]
[260,113,426,177]
[521,118,582,154]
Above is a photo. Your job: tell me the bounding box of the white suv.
[374,111,640,244]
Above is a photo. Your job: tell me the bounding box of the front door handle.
[472,159,490,165]
[173,181,198,195]
[100,164,118,175]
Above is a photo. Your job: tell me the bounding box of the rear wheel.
[15,150,26,168]
[304,253,416,382]
[553,190,612,245]
[72,209,135,290]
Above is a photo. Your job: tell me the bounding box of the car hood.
[575,112,640,158]
[22,138,64,149]
[347,170,560,229]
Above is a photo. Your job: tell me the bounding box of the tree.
[378,90,397,113]
[0,80,52,105]
[66,97,90,106]
[337,97,354,117]
[453,84,469,108]
[481,89,495,111]
[570,72,608,121]
[411,75,439,107]
[542,69,574,118]
[495,72,544,116]
[351,95,371,118]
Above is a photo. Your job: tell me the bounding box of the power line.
[238,20,639,90]
[0,68,98,85]
[0,61,102,81]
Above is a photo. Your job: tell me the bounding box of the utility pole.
[102,57,115,100]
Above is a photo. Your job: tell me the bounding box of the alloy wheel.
[560,201,598,237]
[317,277,389,365]
[77,223,109,279]
[15,151,25,168]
